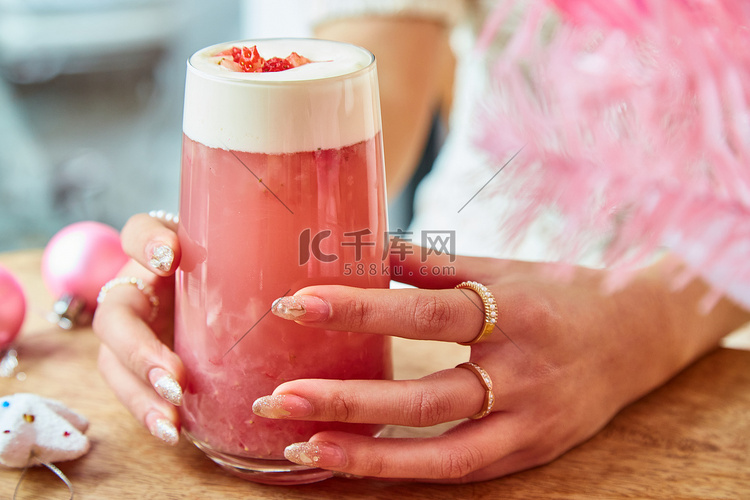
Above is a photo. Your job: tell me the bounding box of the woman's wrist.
[639,254,750,364]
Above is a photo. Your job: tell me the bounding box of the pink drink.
[174,39,391,484]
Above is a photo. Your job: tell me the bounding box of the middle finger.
[98,345,180,446]
[252,364,500,427]
[93,297,184,406]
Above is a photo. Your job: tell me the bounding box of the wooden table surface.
[1,249,749,499]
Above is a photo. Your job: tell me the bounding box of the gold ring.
[455,281,497,345]
[97,276,160,323]
[456,362,495,419]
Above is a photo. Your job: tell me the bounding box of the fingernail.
[150,369,183,406]
[284,442,346,468]
[151,418,179,446]
[271,295,330,322]
[252,394,313,419]
[149,244,174,272]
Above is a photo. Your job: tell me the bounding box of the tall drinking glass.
[175,39,391,485]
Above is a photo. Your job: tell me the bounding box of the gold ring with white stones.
[455,281,497,345]
[456,362,495,419]
[97,276,160,323]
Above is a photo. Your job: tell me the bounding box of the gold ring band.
[456,362,495,419]
[456,281,497,345]
[97,276,160,323]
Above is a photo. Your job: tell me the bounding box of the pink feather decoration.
[478,0,750,308]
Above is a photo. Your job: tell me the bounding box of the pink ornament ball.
[0,264,26,349]
[41,221,128,312]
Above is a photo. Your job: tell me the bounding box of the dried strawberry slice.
[262,57,292,72]
[285,52,311,68]
[214,45,312,73]
[218,58,243,72]
[234,46,265,72]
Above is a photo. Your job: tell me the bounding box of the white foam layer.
[183,38,382,154]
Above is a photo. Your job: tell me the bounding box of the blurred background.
[0,0,356,252]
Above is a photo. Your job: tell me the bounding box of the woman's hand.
[92,214,750,481]
[254,248,750,483]
[92,213,184,445]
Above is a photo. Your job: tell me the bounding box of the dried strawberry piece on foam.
[217,58,243,72]
[262,57,292,72]
[285,52,311,68]
[215,46,264,72]
[215,45,312,73]
[236,46,265,72]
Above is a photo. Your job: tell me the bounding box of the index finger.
[271,285,489,344]
[121,212,180,276]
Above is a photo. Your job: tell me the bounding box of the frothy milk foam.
[183,39,381,154]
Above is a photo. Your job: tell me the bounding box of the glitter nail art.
[154,374,183,406]
[271,296,307,319]
[271,295,330,322]
[284,442,346,468]
[149,245,174,272]
[284,442,322,466]
[252,395,291,418]
[152,419,179,446]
